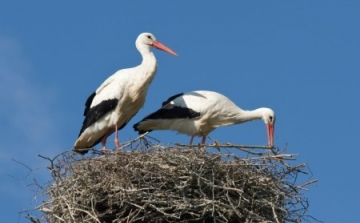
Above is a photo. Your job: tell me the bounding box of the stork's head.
[260,108,276,147]
[136,32,177,56]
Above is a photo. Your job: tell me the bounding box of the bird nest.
[27,137,316,223]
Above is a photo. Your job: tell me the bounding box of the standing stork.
[73,32,177,154]
[133,90,275,146]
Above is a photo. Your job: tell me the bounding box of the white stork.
[73,32,177,154]
[133,90,275,146]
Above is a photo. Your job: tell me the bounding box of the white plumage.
[74,32,177,154]
[133,90,275,146]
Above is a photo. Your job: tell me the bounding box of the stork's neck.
[234,108,265,124]
[131,48,157,94]
[138,48,157,75]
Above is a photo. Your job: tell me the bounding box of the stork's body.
[133,90,275,146]
[74,33,177,154]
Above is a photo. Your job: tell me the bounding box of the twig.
[175,143,273,149]
[296,179,318,190]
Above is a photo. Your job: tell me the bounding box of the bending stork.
[133,90,275,146]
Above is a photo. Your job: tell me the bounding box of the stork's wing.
[78,73,124,136]
[133,103,200,134]
[78,96,118,136]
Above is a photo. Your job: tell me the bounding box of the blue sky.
[1,1,359,222]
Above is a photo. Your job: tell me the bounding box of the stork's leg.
[101,129,114,153]
[189,135,195,145]
[101,135,108,152]
[114,124,120,149]
[201,136,206,144]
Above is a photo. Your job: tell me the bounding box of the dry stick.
[74,208,101,223]
[175,143,273,155]
[52,214,65,222]
[148,203,180,219]
[119,132,149,149]
[38,151,70,170]
[246,154,298,161]
[225,191,243,219]
[26,214,41,223]
[175,143,273,149]
[211,168,215,222]
[295,179,318,190]
[10,158,33,174]
[272,195,281,223]
[143,134,161,143]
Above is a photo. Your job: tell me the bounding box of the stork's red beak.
[266,123,274,147]
[152,40,178,56]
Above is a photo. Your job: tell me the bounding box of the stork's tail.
[133,121,152,134]
[72,147,90,155]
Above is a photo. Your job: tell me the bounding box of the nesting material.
[31,138,315,223]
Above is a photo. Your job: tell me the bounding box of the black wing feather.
[84,91,96,116]
[146,103,200,119]
[133,104,200,134]
[78,93,119,136]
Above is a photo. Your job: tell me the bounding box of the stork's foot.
[100,146,107,155]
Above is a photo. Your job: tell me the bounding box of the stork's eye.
[269,116,273,122]
[146,35,152,39]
